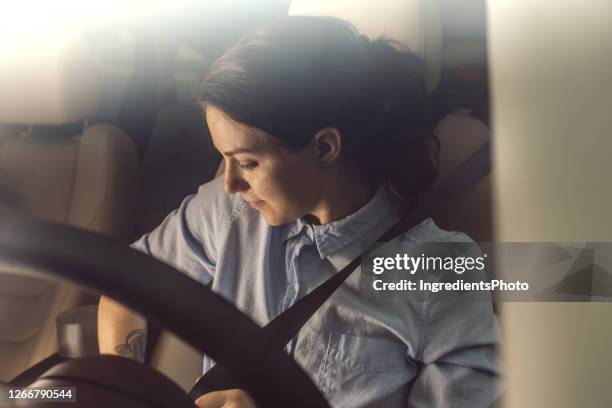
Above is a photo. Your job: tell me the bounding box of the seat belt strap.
[190,141,491,400]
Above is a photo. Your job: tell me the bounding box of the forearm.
[97,295,147,362]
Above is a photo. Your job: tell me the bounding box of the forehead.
[206,106,278,153]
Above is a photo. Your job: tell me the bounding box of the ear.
[311,128,342,166]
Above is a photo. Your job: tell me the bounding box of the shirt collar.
[280,182,404,259]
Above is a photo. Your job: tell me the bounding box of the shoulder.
[131,176,250,255]
[398,217,474,245]
[189,175,265,236]
[191,175,237,214]
[190,176,244,229]
[129,176,257,281]
[394,217,479,261]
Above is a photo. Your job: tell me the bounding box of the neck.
[306,169,377,225]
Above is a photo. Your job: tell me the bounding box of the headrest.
[289,0,443,92]
[0,27,98,125]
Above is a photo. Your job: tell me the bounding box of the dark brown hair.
[199,16,438,201]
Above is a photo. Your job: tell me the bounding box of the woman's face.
[206,106,325,226]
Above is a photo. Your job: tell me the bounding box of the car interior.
[1,0,610,406]
[0,1,490,389]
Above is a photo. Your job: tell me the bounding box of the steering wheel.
[0,217,330,407]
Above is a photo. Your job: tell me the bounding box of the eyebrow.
[223,147,259,156]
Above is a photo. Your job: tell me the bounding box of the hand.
[194,389,257,408]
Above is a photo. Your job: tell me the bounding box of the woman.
[99,16,500,407]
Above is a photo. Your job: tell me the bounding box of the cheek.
[253,158,319,212]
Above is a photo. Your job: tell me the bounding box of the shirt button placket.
[286,234,312,356]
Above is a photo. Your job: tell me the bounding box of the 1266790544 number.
[2,387,76,402]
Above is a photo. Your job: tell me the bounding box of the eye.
[239,161,258,170]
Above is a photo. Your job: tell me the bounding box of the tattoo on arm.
[115,328,147,362]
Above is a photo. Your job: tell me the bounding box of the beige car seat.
[0,28,139,381]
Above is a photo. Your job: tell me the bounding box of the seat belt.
[190,141,491,400]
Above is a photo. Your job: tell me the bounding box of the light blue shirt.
[132,176,502,407]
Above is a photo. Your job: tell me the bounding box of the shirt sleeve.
[130,177,231,285]
[406,239,504,407]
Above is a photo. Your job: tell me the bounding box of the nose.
[224,162,250,194]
